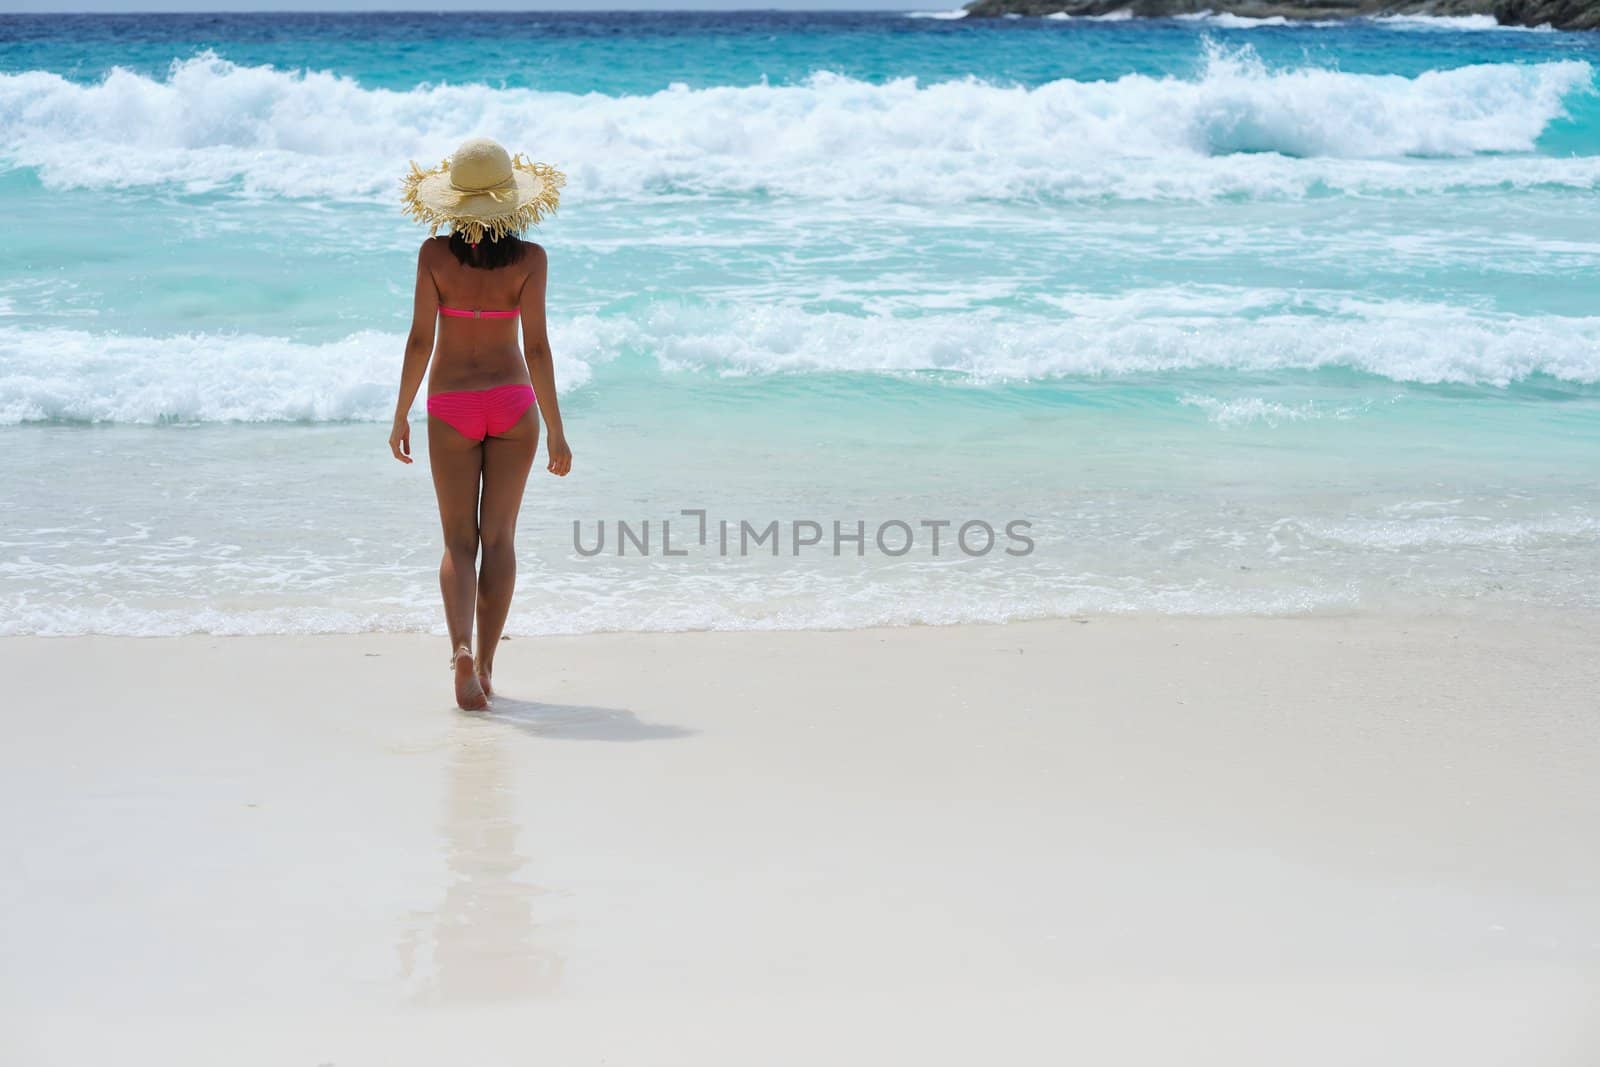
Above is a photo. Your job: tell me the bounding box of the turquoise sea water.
[2,11,1599,635]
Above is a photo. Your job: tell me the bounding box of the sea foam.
[1175,10,1293,27]
[4,296,1597,424]
[0,45,1591,205]
[1371,13,1546,30]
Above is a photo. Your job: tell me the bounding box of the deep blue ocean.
[2,10,1599,635]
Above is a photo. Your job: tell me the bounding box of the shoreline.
[6,613,1599,1063]
[11,594,1600,640]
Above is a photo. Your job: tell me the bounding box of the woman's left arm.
[390,241,439,464]
[520,244,572,477]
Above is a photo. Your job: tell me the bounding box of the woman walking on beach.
[388,137,573,710]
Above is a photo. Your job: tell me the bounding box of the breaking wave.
[0,45,1591,205]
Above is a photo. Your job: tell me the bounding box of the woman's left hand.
[547,433,572,477]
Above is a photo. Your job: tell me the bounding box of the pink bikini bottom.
[427,384,536,441]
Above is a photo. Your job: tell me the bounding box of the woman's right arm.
[390,241,440,464]
[520,244,572,477]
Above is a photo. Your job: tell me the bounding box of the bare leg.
[475,405,540,695]
[428,414,488,711]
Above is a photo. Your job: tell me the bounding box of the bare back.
[423,236,540,394]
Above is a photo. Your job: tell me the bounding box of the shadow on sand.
[475,697,695,742]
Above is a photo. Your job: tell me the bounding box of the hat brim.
[401,152,566,242]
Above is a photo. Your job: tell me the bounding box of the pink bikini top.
[439,305,519,320]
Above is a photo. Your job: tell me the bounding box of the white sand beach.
[4,612,1599,1065]
[9,6,1600,1065]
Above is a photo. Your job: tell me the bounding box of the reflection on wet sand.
[407,715,564,1004]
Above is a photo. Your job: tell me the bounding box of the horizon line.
[3,5,952,12]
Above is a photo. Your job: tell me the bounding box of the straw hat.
[400,136,566,243]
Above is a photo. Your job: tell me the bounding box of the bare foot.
[476,662,493,699]
[453,646,488,710]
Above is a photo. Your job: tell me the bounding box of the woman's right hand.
[389,416,412,464]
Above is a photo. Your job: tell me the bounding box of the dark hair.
[447,230,528,271]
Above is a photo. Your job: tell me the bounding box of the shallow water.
[2,11,1598,635]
